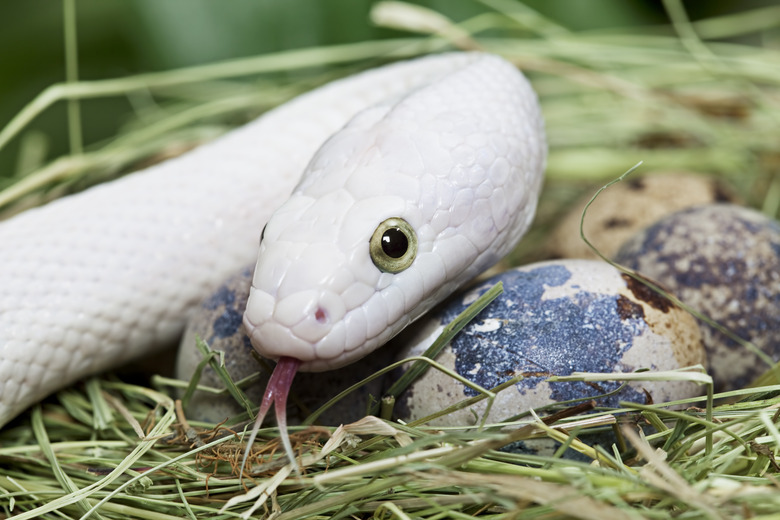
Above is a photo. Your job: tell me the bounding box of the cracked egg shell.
[391,259,706,427]
[176,265,397,425]
[615,203,780,391]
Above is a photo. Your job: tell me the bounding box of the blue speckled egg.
[176,266,398,425]
[392,259,706,427]
[615,203,780,391]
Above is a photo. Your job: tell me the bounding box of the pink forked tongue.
[239,356,301,476]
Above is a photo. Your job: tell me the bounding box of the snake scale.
[0,53,546,458]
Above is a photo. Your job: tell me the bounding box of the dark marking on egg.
[621,273,674,313]
[203,284,236,311]
[714,184,735,203]
[616,295,644,321]
[212,308,243,339]
[604,217,632,229]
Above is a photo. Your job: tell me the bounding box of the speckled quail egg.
[546,172,738,260]
[615,203,780,391]
[391,259,707,427]
[176,266,399,425]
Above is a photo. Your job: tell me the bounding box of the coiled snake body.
[0,53,546,442]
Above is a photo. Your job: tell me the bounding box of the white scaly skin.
[0,53,545,436]
[245,54,545,371]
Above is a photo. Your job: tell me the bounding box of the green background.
[0,1,767,175]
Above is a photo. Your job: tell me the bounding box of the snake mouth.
[239,356,301,476]
[243,286,349,364]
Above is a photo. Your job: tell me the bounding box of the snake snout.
[244,287,348,366]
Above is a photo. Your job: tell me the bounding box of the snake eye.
[369,217,417,273]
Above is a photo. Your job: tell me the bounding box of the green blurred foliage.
[0,0,767,176]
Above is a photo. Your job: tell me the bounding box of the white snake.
[0,53,546,457]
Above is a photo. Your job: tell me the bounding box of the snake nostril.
[314,307,328,324]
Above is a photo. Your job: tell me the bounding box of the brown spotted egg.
[615,203,780,391]
[176,266,398,425]
[546,172,738,260]
[391,259,707,427]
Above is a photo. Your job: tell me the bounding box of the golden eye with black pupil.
[369,217,417,273]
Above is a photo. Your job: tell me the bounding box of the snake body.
[0,52,545,428]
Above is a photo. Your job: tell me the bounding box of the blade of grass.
[371,281,504,416]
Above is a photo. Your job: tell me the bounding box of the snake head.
[243,53,545,374]
[239,53,545,475]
